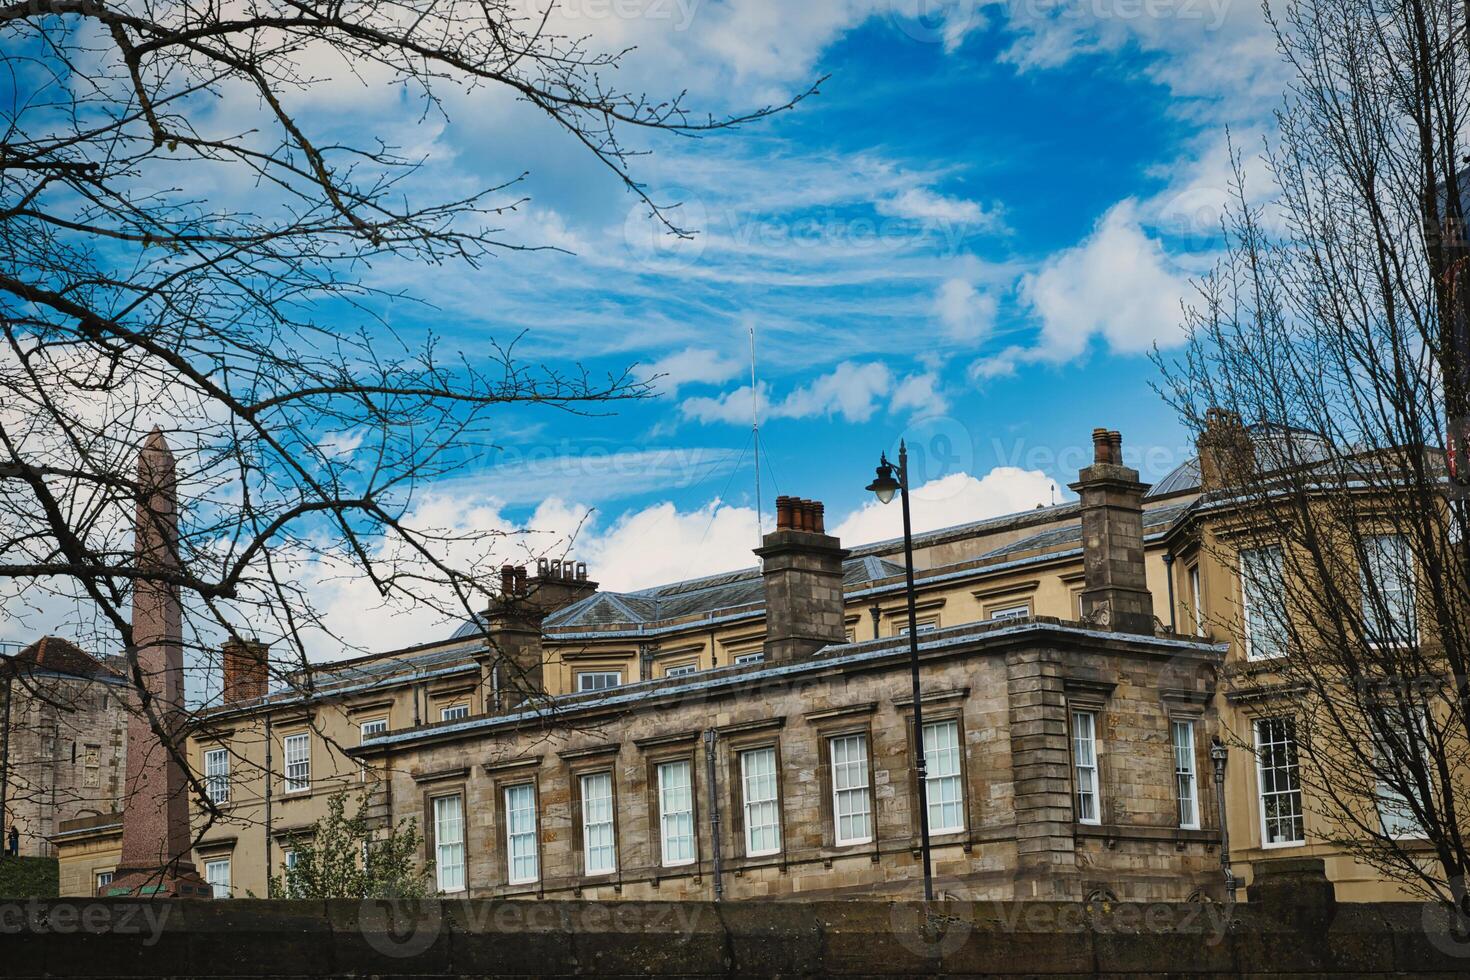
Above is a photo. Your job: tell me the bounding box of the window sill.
[1261,838,1306,850]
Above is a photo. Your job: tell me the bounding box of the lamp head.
[865,453,900,504]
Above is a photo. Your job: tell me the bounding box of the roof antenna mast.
[750,323,763,551]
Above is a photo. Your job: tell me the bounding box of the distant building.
[1,637,128,857]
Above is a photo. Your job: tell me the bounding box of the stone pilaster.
[1005,646,1080,899]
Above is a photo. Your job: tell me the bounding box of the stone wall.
[4,860,1469,977]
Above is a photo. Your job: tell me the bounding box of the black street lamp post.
[1210,737,1238,903]
[865,440,935,902]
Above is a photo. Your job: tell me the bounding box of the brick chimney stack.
[755,495,849,662]
[221,638,269,703]
[1067,428,1155,635]
[526,558,599,614]
[1197,408,1256,491]
[479,564,545,711]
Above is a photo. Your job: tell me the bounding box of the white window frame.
[898,617,939,636]
[440,704,469,722]
[359,718,387,781]
[1189,564,1204,636]
[988,604,1030,622]
[95,870,114,892]
[1071,710,1101,825]
[1255,717,1305,848]
[664,663,699,678]
[1240,545,1287,660]
[656,760,697,867]
[922,719,965,835]
[504,783,539,885]
[575,670,622,693]
[1374,710,1429,840]
[282,733,311,794]
[732,651,765,665]
[739,747,782,857]
[1360,533,1418,648]
[829,733,873,846]
[204,858,231,899]
[1172,720,1200,830]
[433,793,466,893]
[204,747,230,805]
[579,771,617,876]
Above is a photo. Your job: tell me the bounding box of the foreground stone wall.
[6,860,1470,977]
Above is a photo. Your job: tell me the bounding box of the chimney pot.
[1092,428,1111,464]
[812,501,826,534]
[221,637,269,703]
[755,493,850,661]
[776,496,795,530]
[1108,430,1123,464]
[501,564,516,597]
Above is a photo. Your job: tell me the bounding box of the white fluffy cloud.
[972,200,1195,378]
[832,467,1059,545]
[681,361,949,425]
[637,346,745,395]
[877,188,1007,233]
[934,277,999,343]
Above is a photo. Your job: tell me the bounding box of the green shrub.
[0,856,59,898]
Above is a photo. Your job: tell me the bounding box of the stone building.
[0,637,128,857]
[50,421,1443,903]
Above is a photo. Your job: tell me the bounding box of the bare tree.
[1157,0,1470,910]
[0,1,809,850]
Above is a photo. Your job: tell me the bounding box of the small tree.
[270,790,430,899]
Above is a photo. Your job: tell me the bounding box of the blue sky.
[3,1,1293,657]
[273,0,1297,651]
[285,0,1289,652]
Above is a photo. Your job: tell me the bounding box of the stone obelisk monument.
[108,429,210,898]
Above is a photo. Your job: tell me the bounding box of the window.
[1255,717,1304,846]
[283,733,310,793]
[205,747,230,804]
[989,604,1029,622]
[740,748,781,856]
[359,718,387,780]
[576,671,621,693]
[580,772,617,875]
[1374,712,1427,839]
[898,617,939,636]
[922,720,965,834]
[504,783,538,885]
[1071,710,1101,825]
[95,871,113,893]
[284,849,299,871]
[733,652,765,665]
[204,858,231,899]
[829,733,873,846]
[1240,545,1287,659]
[433,794,465,893]
[440,704,469,722]
[1172,720,1200,829]
[657,760,696,866]
[1189,565,1204,636]
[1361,533,1416,647]
[664,663,698,678]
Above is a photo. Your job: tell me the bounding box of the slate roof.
[474,555,909,634]
[975,500,1195,563]
[6,636,124,683]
